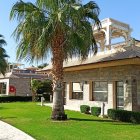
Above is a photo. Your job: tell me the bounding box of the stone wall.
[9,78,31,96]
[64,65,140,113]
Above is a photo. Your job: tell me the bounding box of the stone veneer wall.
[64,65,140,113]
[9,78,31,96]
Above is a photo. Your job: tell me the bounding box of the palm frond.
[0,35,8,75]
[10,0,100,62]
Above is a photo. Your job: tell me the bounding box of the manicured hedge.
[91,107,101,116]
[131,112,140,123]
[108,109,140,124]
[0,96,32,102]
[80,105,90,114]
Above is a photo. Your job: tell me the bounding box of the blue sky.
[0,0,140,67]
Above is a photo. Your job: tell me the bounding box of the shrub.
[108,109,116,120]
[80,105,90,114]
[130,112,140,123]
[108,109,140,123]
[0,96,32,102]
[91,107,101,116]
[108,109,132,122]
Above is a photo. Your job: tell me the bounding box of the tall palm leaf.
[10,0,101,120]
[0,35,8,75]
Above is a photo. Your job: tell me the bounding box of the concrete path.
[0,120,35,140]
[44,103,80,112]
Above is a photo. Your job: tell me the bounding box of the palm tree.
[0,35,8,75]
[10,0,101,120]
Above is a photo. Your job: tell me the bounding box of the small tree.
[31,79,53,101]
[31,79,42,101]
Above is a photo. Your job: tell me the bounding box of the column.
[124,79,132,111]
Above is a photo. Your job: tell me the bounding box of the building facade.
[37,18,140,114]
[0,64,47,96]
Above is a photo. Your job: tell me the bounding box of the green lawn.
[0,102,139,140]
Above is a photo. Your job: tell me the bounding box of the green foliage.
[38,63,48,69]
[108,109,131,122]
[91,107,101,116]
[10,0,101,62]
[31,79,52,101]
[80,105,90,114]
[31,79,42,93]
[0,34,9,75]
[10,0,100,119]
[131,112,140,123]
[0,102,140,140]
[108,109,140,124]
[40,79,53,94]
[0,96,32,102]
[31,79,52,93]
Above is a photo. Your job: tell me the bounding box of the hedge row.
[108,109,140,124]
[0,96,32,102]
[80,105,101,116]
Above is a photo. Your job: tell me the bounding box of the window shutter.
[113,81,116,109]
[89,81,93,101]
[69,82,72,99]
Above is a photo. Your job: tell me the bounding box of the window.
[72,82,83,100]
[0,82,7,94]
[93,81,108,102]
[116,81,124,109]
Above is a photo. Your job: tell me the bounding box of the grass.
[0,102,140,140]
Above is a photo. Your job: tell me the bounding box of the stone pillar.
[108,82,114,109]
[124,79,132,111]
[131,79,137,111]
[65,83,69,102]
[106,25,111,45]
[100,39,105,51]
[105,24,111,50]
[83,82,89,102]
[124,78,137,111]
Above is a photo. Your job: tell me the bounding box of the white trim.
[0,79,9,95]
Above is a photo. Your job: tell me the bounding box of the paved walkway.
[0,120,35,140]
[43,103,80,112]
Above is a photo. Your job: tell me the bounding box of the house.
[0,63,47,96]
[37,18,140,114]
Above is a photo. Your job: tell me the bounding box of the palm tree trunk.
[51,26,67,120]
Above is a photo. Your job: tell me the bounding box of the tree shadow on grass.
[112,122,140,126]
[69,117,114,122]
[69,118,137,125]
[0,107,4,110]
[0,107,9,110]
[0,116,17,120]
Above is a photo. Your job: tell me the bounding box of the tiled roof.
[0,72,47,79]
[40,46,140,71]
